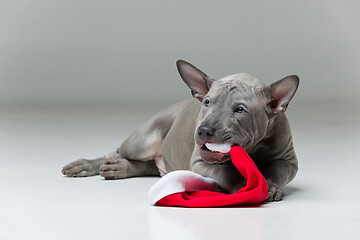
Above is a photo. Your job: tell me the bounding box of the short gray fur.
[62,60,299,202]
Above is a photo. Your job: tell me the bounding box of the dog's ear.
[176,60,214,101]
[265,75,299,114]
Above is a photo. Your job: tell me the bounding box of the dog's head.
[177,60,299,164]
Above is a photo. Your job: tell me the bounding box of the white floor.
[1,102,359,240]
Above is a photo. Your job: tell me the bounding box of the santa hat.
[148,146,268,207]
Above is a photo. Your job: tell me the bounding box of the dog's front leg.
[191,160,246,193]
[263,159,298,201]
[189,147,246,193]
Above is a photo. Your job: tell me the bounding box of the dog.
[62,60,299,201]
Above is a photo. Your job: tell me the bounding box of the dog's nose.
[197,126,216,139]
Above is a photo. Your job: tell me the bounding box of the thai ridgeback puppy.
[62,60,299,201]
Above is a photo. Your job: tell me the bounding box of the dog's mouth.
[200,143,237,164]
[204,143,232,153]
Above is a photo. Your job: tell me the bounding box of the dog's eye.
[235,106,245,113]
[204,99,210,107]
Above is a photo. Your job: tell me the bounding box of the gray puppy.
[62,60,299,201]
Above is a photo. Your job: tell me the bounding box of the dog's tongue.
[205,143,232,153]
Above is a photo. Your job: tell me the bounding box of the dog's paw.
[62,159,98,177]
[100,159,129,180]
[266,186,283,202]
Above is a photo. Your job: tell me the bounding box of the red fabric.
[156,146,268,207]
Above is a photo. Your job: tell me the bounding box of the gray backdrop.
[1,0,359,106]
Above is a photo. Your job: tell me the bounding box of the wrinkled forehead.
[207,73,266,102]
[217,73,266,88]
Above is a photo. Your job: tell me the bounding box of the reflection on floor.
[1,102,359,240]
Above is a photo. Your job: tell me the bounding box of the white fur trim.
[148,170,219,205]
